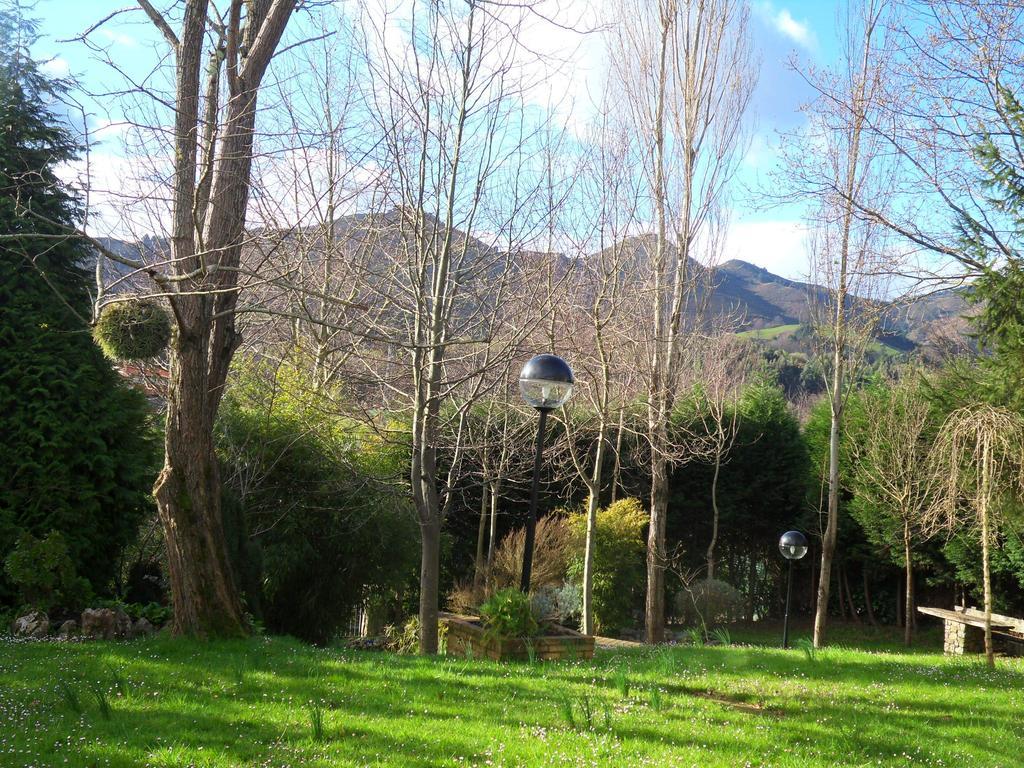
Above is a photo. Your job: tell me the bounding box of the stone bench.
[918,606,1024,656]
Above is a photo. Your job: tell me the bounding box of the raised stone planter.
[441,612,594,661]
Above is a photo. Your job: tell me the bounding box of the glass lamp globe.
[779,530,809,561]
[519,354,574,410]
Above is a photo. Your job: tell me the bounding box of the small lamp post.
[518,354,574,592]
[779,530,808,649]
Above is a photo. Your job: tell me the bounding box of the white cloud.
[741,132,776,171]
[774,9,814,48]
[755,2,816,50]
[99,29,138,47]
[40,56,70,78]
[722,218,810,280]
[58,151,172,239]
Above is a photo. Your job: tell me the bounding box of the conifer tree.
[0,1,156,606]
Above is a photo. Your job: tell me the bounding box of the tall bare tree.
[608,0,755,643]
[694,333,752,581]
[351,0,558,653]
[557,114,645,634]
[781,0,896,647]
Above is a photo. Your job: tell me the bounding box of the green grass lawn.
[1,625,1021,768]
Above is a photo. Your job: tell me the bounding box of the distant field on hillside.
[736,323,801,340]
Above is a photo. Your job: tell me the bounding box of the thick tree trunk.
[144,0,295,640]
[645,454,669,644]
[418,516,441,655]
[154,335,246,637]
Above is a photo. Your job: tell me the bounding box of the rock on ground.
[11,611,49,639]
[132,617,155,638]
[80,607,132,640]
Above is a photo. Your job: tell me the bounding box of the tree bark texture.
[419,516,441,655]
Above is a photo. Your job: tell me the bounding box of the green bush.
[3,531,91,613]
[674,578,746,628]
[480,588,539,638]
[217,361,420,644]
[92,299,171,361]
[568,498,647,633]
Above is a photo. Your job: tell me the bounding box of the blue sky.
[32,0,845,280]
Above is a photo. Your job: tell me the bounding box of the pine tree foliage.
[0,1,157,606]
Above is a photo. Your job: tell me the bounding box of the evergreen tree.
[959,86,1024,408]
[0,1,157,607]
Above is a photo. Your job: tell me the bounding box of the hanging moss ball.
[93,299,171,361]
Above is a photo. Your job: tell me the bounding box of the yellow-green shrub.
[568,498,647,633]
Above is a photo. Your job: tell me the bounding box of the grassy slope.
[735,324,801,340]
[1,627,1021,768]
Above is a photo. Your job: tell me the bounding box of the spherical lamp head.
[519,354,574,411]
[779,530,808,561]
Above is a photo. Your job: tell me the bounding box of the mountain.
[85,219,972,355]
[709,259,972,354]
[711,259,832,327]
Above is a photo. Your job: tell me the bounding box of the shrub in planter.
[93,299,171,361]
[530,583,581,627]
[480,588,539,638]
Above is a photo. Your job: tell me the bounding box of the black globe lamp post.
[779,530,808,648]
[518,354,574,592]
